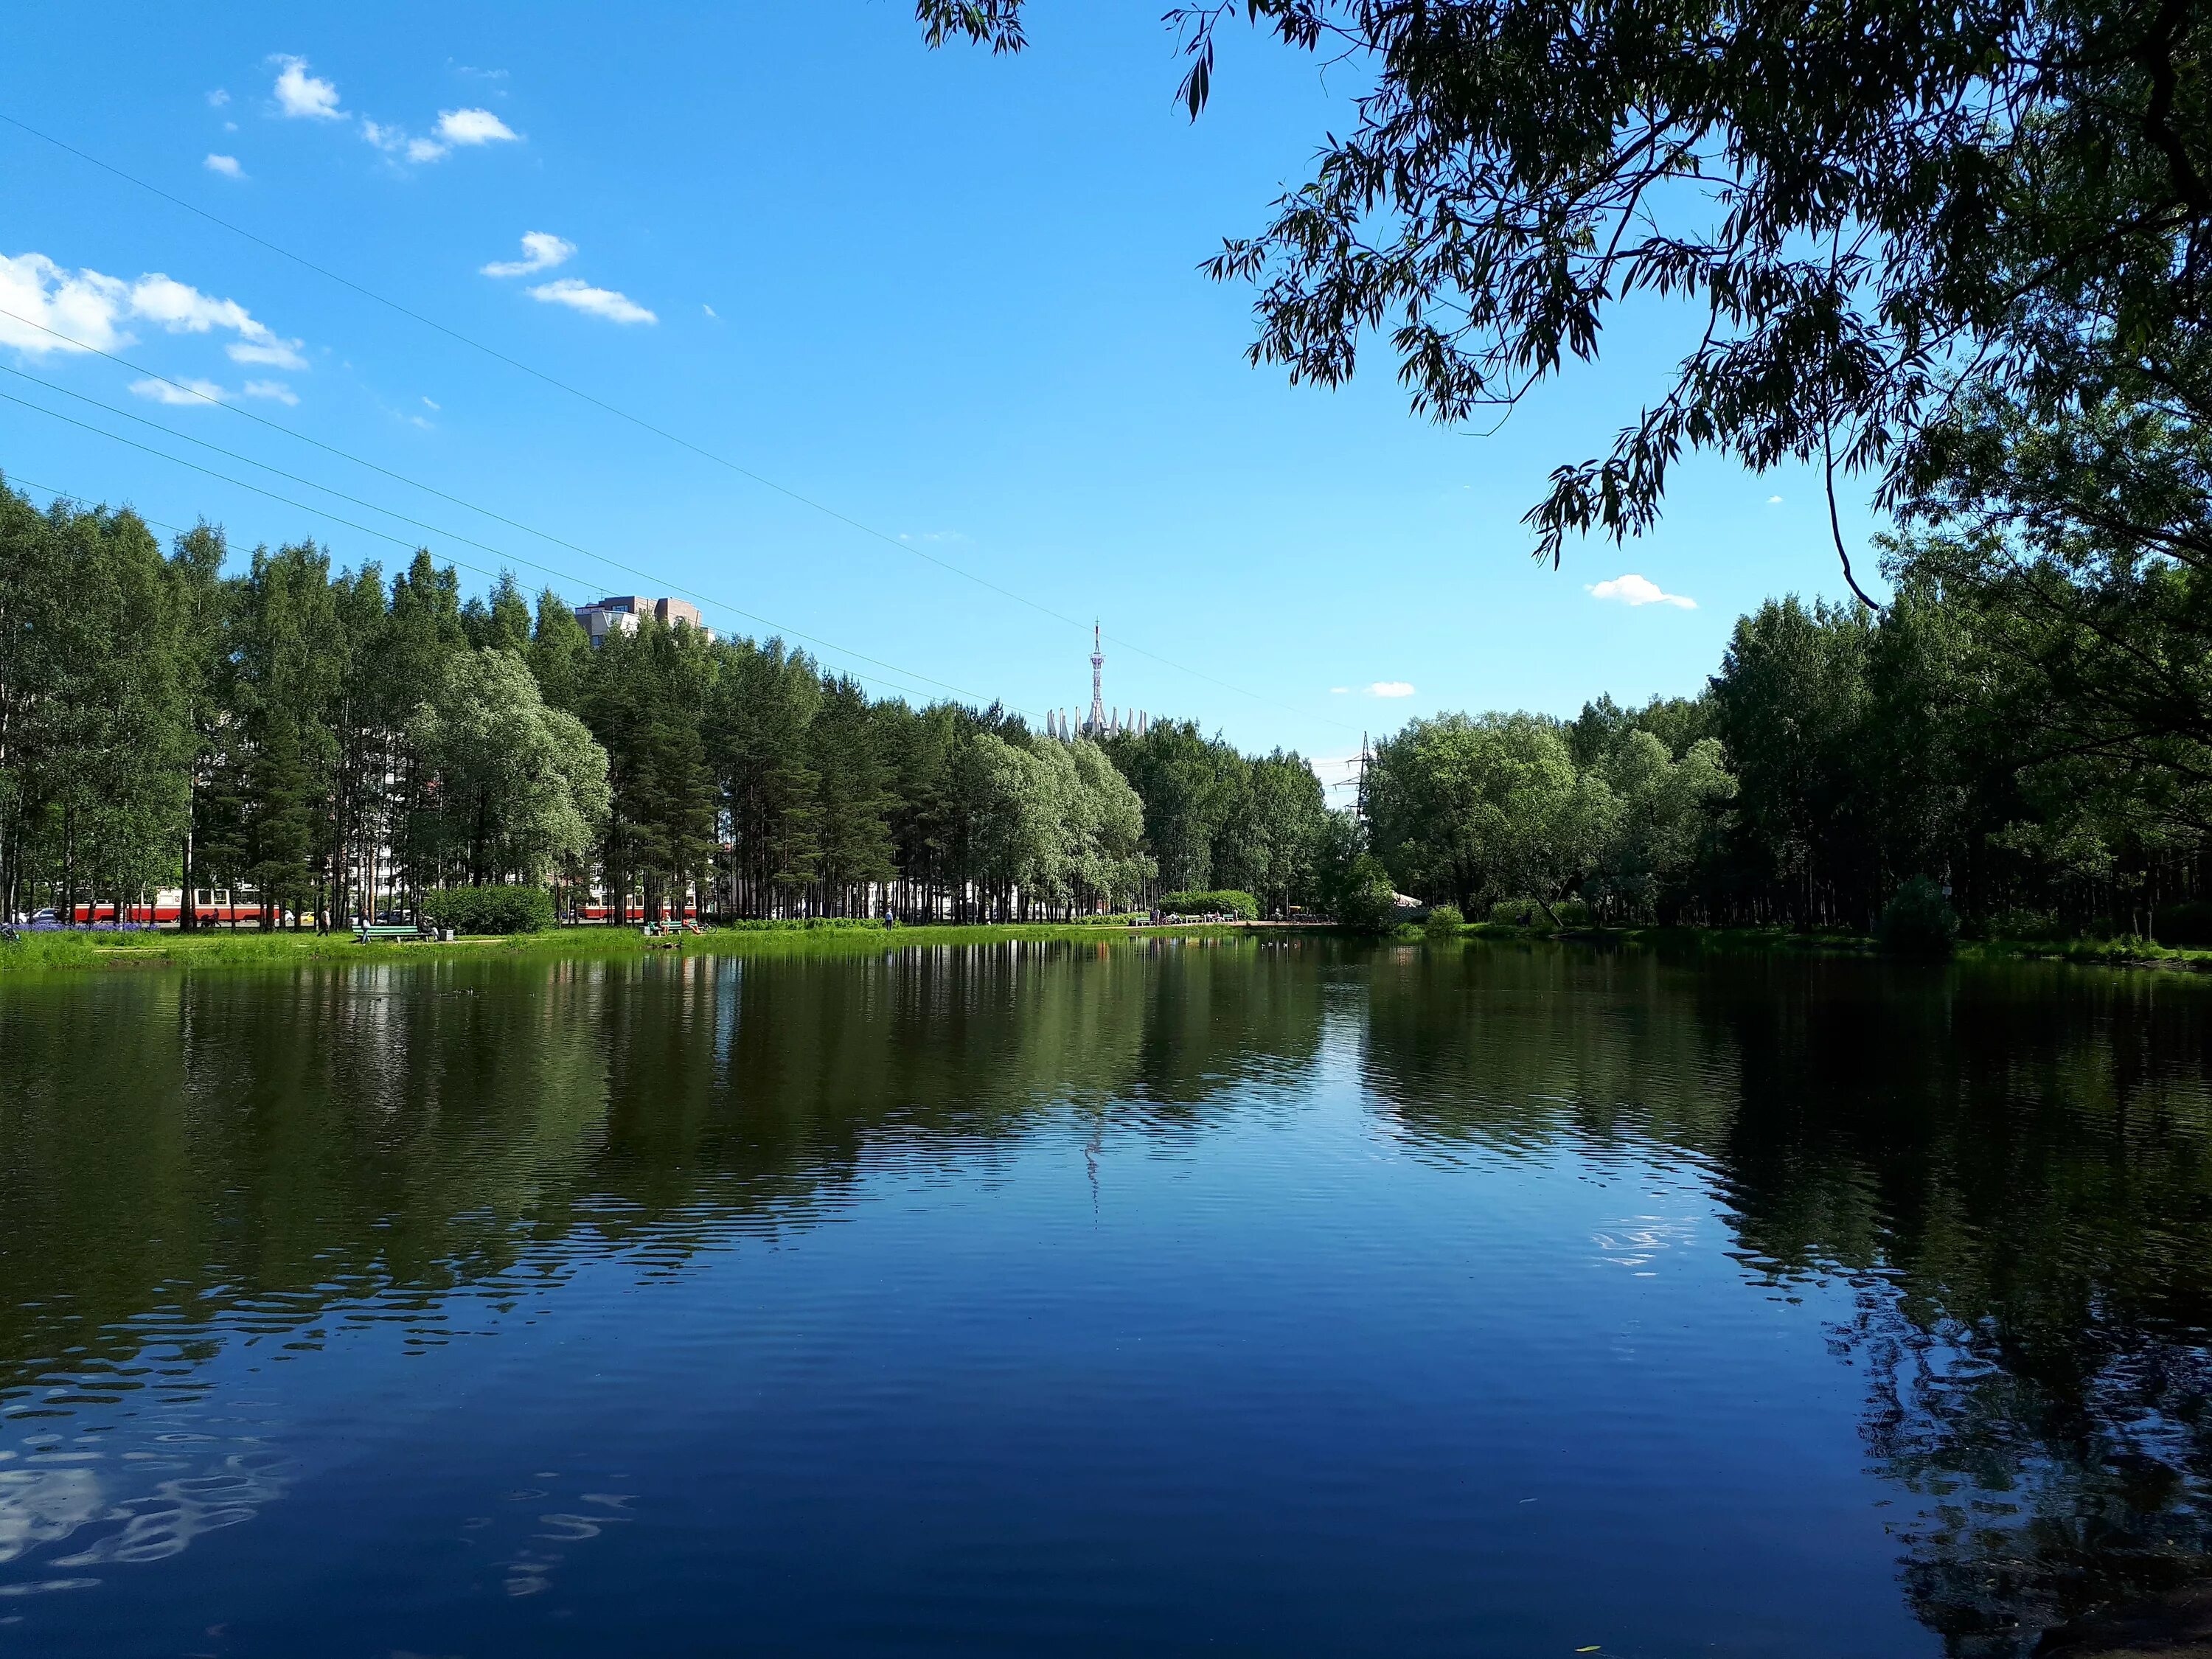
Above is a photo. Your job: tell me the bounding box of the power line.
[0,352,1009,710]
[0,306,752,595]
[0,110,1361,739]
[0,389,1038,717]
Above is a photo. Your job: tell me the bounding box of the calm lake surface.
[4,937,2212,1658]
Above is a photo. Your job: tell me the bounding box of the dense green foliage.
[1876,877,1960,959]
[0,483,1334,928]
[1422,903,1463,940]
[419,884,557,936]
[1366,569,2212,941]
[19,470,2212,943]
[1158,889,1259,920]
[1334,854,1402,933]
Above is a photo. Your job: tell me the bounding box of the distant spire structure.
[1067,622,1145,739]
[1088,622,1108,734]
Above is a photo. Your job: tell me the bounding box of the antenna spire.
[1088,621,1107,734]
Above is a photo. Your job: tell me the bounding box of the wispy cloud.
[0,254,306,371]
[1366,681,1416,698]
[421,396,439,411]
[130,377,228,406]
[242,379,298,405]
[1587,574,1696,610]
[527,278,655,325]
[1329,686,1349,695]
[481,232,575,278]
[204,153,244,179]
[226,338,307,369]
[271,55,343,120]
[1767,494,1784,504]
[360,120,441,162]
[206,88,230,108]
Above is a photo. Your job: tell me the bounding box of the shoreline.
[1442,920,2212,973]
[0,919,1283,977]
[7,917,2211,978]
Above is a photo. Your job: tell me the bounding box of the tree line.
[1365,532,2212,942]
[0,482,1334,928]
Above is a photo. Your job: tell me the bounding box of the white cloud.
[128,273,257,336]
[437,107,518,146]
[0,254,308,375]
[1767,494,1784,504]
[527,278,655,324]
[272,55,344,120]
[362,107,517,166]
[481,232,575,278]
[242,379,298,405]
[0,254,131,355]
[130,377,227,406]
[1367,681,1416,698]
[1329,686,1349,695]
[421,395,439,410]
[1587,573,1697,610]
[204,153,243,179]
[702,303,717,319]
[131,274,307,369]
[206,89,230,108]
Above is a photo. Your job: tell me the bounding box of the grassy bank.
[1431,919,2212,971]
[0,919,1266,977]
[16,917,2210,978]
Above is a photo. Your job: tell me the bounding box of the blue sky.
[0,3,1877,795]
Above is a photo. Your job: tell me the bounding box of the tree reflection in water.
[4,938,2211,1654]
[1362,943,2212,1657]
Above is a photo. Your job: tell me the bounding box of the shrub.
[1335,857,1402,933]
[1877,876,1959,958]
[1158,889,1260,920]
[420,885,556,936]
[1980,905,2065,942]
[1485,897,1590,928]
[1424,903,1464,940]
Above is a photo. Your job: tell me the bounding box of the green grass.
[1416,919,2212,971]
[0,918,1270,977]
[27,916,2205,980]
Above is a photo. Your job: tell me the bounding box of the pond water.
[3,937,2211,1657]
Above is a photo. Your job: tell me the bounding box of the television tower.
[1087,622,1107,734]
